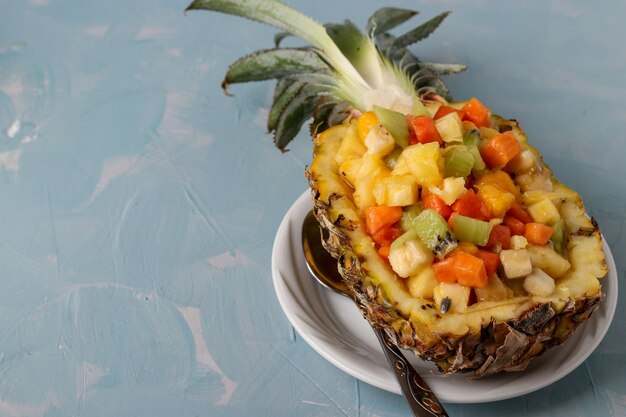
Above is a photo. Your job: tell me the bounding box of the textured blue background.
[0,0,625,416]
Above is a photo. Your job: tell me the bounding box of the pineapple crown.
[186,0,466,151]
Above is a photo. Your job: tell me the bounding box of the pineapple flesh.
[188,0,608,377]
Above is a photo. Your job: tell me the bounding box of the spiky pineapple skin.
[306,113,607,377]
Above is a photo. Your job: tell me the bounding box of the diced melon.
[434,282,471,314]
[407,266,439,299]
[373,175,419,207]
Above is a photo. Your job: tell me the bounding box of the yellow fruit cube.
[526,197,561,224]
[435,112,464,143]
[476,184,515,218]
[373,175,419,207]
[393,142,443,187]
[407,266,439,299]
[357,111,379,142]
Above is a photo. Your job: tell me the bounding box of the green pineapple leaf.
[222,48,329,91]
[392,11,451,49]
[366,7,417,37]
[273,83,326,151]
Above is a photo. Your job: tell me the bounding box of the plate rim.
[272,190,619,403]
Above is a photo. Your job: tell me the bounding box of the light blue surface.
[0,0,625,416]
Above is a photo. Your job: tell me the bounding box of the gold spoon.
[302,210,449,417]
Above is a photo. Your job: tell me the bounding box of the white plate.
[272,190,618,404]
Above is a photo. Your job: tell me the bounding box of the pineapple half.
[188,0,608,376]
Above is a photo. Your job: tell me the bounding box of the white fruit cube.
[388,239,433,278]
[500,249,533,279]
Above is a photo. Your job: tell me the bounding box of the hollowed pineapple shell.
[306,112,607,377]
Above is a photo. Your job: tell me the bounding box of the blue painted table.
[1,1,624,416]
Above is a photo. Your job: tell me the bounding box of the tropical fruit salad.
[188,0,608,376]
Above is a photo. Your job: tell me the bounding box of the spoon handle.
[374,327,449,417]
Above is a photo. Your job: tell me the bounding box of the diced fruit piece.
[523,268,555,297]
[388,239,433,278]
[407,266,439,299]
[505,149,537,174]
[435,112,464,143]
[373,105,409,148]
[510,235,528,250]
[364,124,395,157]
[500,249,533,279]
[408,115,442,145]
[480,131,522,168]
[452,214,493,246]
[412,209,458,259]
[432,250,488,288]
[503,215,525,236]
[526,197,561,225]
[457,241,479,254]
[371,225,403,247]
[484,224,511,251]
[444,146,474,178]
[393,142,443,187]
[391,229,418,251]
[378,245,391,259]
[453,251,488,288]
[429,177,467,206]
[452,189,489,220]
[434,105,465,120]
[434,282,471,313]
[524,222,554,246]
[475,275,511,302]
[475,249,500,277]
[399,204,423,232]
[476,170,519,199]
[422,192,452,219]
[384,147,402,169]
[462,97,491,127]
[507,201,533,223]
[476,184,515,218]
[433,256,456,283]
[363,205,403,235]
[373,175,419,207]
[357,111,379,142]
[526,244,571,278]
